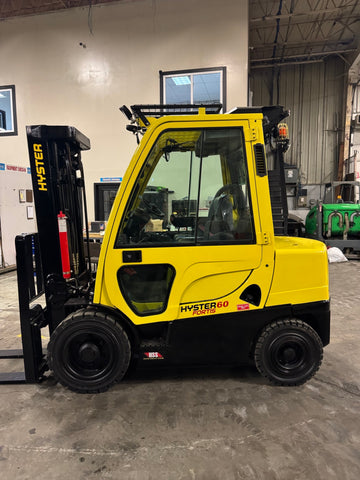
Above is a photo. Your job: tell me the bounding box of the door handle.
[122,250,142,263]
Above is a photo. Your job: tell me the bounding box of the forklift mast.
[0,126,93,384]
[27,126,92,332]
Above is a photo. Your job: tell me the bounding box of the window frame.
[0,85,18,136]
[159,67,227,111]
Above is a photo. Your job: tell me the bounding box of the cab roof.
[120,104,289,141]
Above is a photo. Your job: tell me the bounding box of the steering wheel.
[213,183,246,211]
[141,196,165,218]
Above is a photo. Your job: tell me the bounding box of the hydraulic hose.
[350,211,360,224]
[343,212,349,240]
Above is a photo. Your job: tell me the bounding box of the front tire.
[47,309,131,393]
[254,318,323,386]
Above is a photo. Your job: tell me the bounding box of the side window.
[116,130,202,246]
[117,264,175,316]
[115,128,254,247]
[199,130,254,243]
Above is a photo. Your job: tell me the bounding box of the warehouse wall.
[0,169,36,266]
[250,58,347,202]
[348,84,360,187]
[0,0,249,228]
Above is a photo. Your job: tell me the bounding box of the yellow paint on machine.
[266,236,329,306]
[93,109,329,327]
[33,143,47,191]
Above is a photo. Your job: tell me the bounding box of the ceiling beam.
[250,6,358,23]
[250,60,323,69]
[0,0,119,20]
[250,38,354,50]
[251,15,360,32]
[250,49,357,64]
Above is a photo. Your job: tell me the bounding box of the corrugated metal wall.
[250,58,346,187]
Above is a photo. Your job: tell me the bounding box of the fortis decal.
[181,300,229,316]
[33,144,47,191]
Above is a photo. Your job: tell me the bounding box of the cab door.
[96,119,275,326]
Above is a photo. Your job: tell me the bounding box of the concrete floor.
[0,263,359,480]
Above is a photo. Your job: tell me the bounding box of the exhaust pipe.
[326,211,343,238]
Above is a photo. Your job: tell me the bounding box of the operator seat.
[204,189,235,240]
[204,183,253,242]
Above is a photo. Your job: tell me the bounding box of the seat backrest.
[204,193,235,239]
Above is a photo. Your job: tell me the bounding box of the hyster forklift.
[0,104,330,393]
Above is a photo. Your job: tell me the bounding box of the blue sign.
[100,177,122,182]
[0,163,5,171]
[27,167,31,174]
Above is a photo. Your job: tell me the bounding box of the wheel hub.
[78,342,101,363]
[282,346,297,363]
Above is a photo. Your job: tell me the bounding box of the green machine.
[305,181,360,253]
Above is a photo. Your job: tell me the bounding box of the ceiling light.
[172,76,191,86]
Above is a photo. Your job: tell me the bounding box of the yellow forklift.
[0,104,330,393]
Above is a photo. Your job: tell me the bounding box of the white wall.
[0,0,249,225]
[0,168,36,266]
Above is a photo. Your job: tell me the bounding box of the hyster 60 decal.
[33,144,47,192]
[181,301,229,316]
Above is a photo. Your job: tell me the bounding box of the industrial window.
[160,67,226,111]
[0,85,17,136]
[94,182,120,221]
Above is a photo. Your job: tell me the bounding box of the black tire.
[254,318,323,386]
[47,309,131,393]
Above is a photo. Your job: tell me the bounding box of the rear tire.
[254,318,323,386]
[47,309,131,393]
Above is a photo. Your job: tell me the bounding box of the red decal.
[144,352,164,360]
[6,165,26,172]
[237,304,250,311]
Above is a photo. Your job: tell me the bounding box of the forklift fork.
[0,233,48,384]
